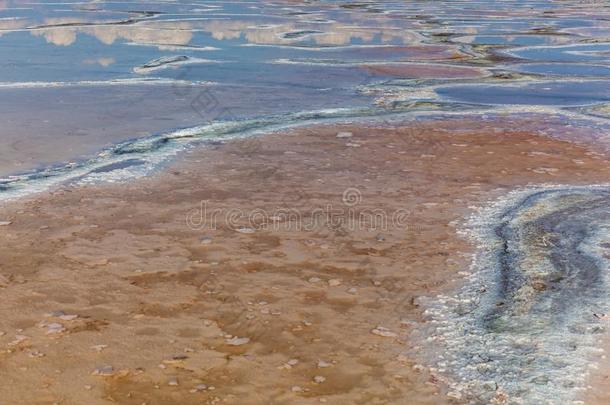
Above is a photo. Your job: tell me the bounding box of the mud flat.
[0,118,609,404]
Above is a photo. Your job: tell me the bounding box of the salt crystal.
[92,365,114,376]
[317,360,331,368]
[371,326,397,338]
[236,227,255,234]
[225,336,250,346]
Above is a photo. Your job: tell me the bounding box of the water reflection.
[0,0,609,175]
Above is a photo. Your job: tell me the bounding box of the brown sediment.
[0,119,609,404]
[362,63,485,79]
[584,332,610,405]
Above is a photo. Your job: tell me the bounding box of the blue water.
[437,81,610,106]
[0,0,609,183]
[511,63,610,77]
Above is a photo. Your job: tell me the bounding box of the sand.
[0,119,609,404]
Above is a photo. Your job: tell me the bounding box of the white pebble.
[225,336,250,346]
[371,326,397,338]
[313,375,326,384]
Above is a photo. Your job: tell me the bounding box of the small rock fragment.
[291,386,303,392]
[0,221,11,226]
[317,360,331,368]
[48,310,66,317]
[235,227,255,234]
[279,358,299,370]
[336,132,353,138]
[225,336,250,346]
[46,323,65,335]
[313,375,326,384]
[163,354,189,365]
[328,279,341,287]
[26,349,45,358]
[92,365,114,376]
[9,335,29,346]
[371,326,398,338]
[447,390,462,400]
[168,377,179,386]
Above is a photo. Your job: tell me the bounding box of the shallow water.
[1,0,609,181]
